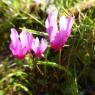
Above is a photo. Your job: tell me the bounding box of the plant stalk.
[58,49,62,64]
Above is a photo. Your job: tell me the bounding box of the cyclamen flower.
[45,10,74,51]
[32,37,47,57]
[9,28,33,59]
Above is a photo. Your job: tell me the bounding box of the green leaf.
[37,61,72,77]
[14,83,32,95]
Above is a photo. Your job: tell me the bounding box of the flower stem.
[29,51,44,76]
[43,55,48,89]
[58,49,62,64]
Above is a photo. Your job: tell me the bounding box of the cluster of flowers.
[9,10,74,59]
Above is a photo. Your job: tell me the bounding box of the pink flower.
[32,37,47,57]
[45,10,74,51]
[9,28,33,59]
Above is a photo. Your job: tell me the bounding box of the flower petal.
[27,32,33,50]
[59,16,67,31]
[66,17,74,37]
[40,38,47,53]
[32,37,39,53]
[20,28,28,48]
[10,28,19,48]
[45,9,58,37]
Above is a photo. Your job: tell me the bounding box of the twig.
[36,64,44,76]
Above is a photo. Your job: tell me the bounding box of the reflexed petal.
[10,28,19,41]
[40,38,47,52]
[59,16,67,31]
[10,28,19,48]
[27,32,33,50]
[32,37,39,53]
[45,10,58,37]
[34,37,39,47]
[66,17,74,37]
[20,28,28,48]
